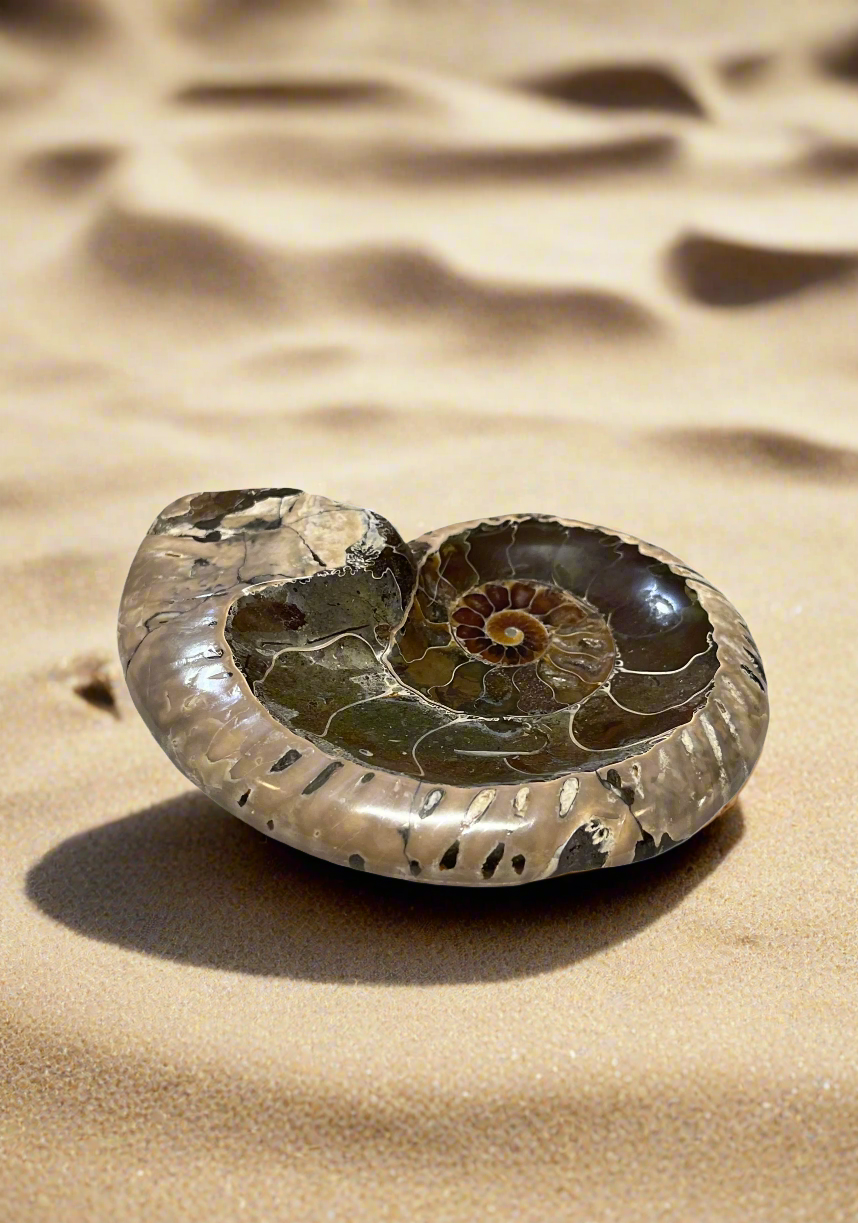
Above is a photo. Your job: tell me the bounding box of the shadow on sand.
[26,791,743,985]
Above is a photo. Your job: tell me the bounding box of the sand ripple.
[3,6,858,1222]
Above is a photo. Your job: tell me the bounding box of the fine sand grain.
[2,3,857,1221]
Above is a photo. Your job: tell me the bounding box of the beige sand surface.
[2,2,858,1220]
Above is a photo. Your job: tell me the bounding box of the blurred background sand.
[2,3,858,1220]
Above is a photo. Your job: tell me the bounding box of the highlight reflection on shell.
[118,490,769,887]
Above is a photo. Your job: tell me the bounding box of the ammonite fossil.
[118,490,768,886]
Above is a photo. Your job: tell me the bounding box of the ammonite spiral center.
[450,580,604,669]
[486,610,542,649]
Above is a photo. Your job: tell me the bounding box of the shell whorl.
[118,489,768,886]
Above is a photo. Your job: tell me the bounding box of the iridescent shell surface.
[118,490,768,886]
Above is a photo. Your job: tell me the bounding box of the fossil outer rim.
[117,492,769,887]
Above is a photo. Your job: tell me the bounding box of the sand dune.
[818,25,858,82]
[2,3,858,1222]
[668,230,858,304]
[174,74,415,109]
[520,61,706,115]
[0,0,105,45]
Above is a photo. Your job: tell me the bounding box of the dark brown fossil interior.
[226,515,718,786]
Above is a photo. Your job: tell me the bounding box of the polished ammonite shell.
[118,490,768,886]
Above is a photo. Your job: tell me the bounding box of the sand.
[2,2,858,1220]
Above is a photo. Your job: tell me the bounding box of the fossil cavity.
[224,513,720,787]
